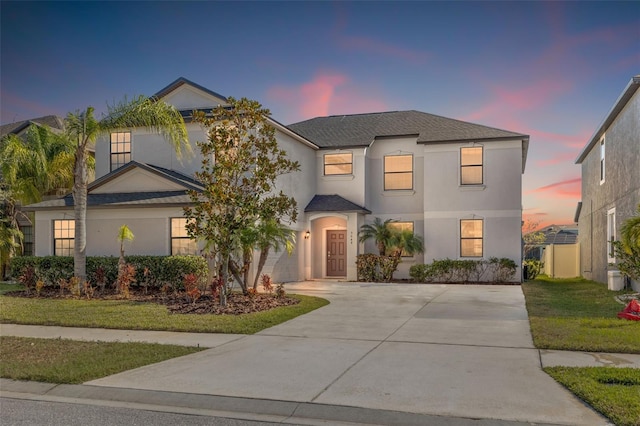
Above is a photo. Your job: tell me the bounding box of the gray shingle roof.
[1,115,65,138]
[288,110,528,148]
[305,195,371,214]
[23,191,193,211]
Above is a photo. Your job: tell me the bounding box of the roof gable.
[154,77,228,111]
[89,161,203,194]
[1,115,65,138]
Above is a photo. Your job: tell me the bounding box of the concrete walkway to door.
[69,281,608,425]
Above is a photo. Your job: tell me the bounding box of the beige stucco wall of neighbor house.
[578,85,639,285]
[422,139,524,281]
[542,244,581,278]
[33,207,190,257]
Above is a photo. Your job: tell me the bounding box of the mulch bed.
[5,288,300,315]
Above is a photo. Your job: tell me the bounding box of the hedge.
[409,257,518,283]
[10,255,208,290]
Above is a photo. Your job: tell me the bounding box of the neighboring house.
[575,75,640,290]
[525,225,578,260]
[24,78,529,282]
[1,115,67,256]
[0,115,65,139]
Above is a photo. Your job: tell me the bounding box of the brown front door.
[327,230,347,277]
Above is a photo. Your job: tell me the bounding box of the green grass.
[522,276,640,353]
[545,367,640,426]
[0,293,329,334]
[0,282,22,294]
[0,336,204,384]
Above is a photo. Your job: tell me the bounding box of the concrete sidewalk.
[1,282,629,425]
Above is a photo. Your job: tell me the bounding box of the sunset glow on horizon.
[1,1,638,229]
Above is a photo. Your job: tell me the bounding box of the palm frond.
[101,95,191,159]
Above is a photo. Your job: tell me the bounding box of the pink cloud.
[267,71,389,122]
[527,177,581,199]
[535,151,578,168]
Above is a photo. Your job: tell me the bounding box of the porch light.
[304,230,311,240]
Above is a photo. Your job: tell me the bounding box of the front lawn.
[522,276,639,353]
[0,291,329,334]
[545,367,640,426]
[0,336,204,384]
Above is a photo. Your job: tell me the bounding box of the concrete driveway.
[87,282,607,425]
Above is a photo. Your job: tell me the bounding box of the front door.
[327,230,346,277]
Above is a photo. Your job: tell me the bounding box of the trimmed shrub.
[409,263,431,282]
[407,257,519,283]
[523,259,543,280]
[356,253,380,282]
[488,257,518,282]
[10,255,208,290]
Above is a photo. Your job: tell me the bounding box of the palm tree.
[252,219,296,290]
[358,217,397,255]
[621,204,640,254]
[117,224,135,267]
[66,96,190,282]
[388,229,424,259]
[0,125,77,276]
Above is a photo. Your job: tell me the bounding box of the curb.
[1,379,563,426]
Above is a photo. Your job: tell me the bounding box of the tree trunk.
[252,247,270,290]
[228,259,247,294]
[218,251,228,306]
[72,145,88,290]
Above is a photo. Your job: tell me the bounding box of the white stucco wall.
[421,139,524,280]
[95,122,207,180]
[316,148,367,207]
[33,207,192,257]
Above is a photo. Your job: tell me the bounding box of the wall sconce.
[304,230,311,240]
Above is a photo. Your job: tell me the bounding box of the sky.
[1,1,639,229]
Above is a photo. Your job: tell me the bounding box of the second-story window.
[110,131,131,171]
[461,146,483,185]
[384,154,413,190]
[600,138,605,184]
[324,152,353,175]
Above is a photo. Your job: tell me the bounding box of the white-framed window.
[21,225,34,256]
[324,152,353,175]
[110,131,131,171]
[607,207,616,263]
[53,219,75,256]
[384,154,413,190]
[599,138,605,185]
[460,219,483,257]
[461,146,483,185]
[171,218,197,255]
[388,221,414,257]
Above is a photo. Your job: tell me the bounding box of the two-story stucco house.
[24,78,529,282]
[575,75,640,290]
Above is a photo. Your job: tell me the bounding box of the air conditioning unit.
[607,269,623,291]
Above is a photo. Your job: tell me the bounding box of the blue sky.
[2,1,639,227]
